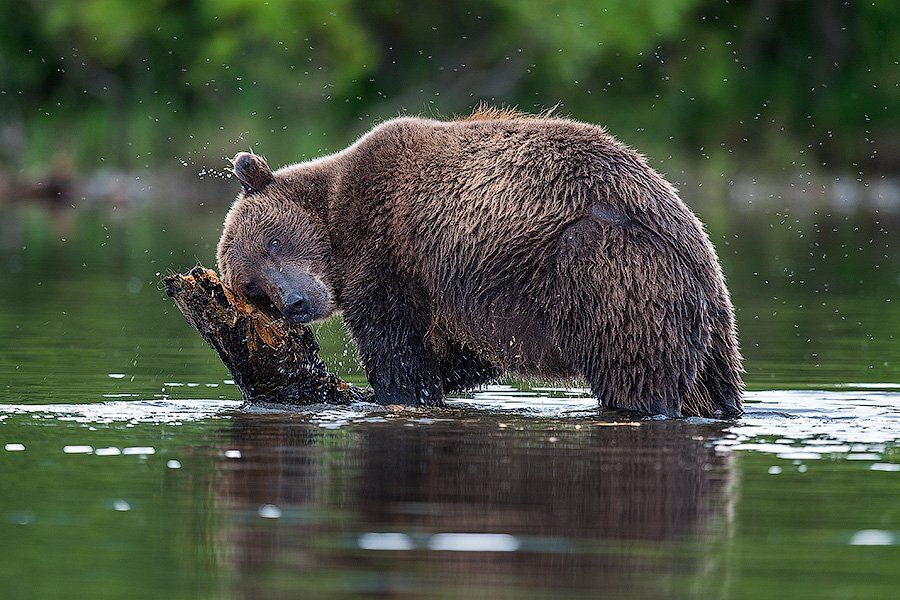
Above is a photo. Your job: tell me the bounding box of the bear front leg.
[343,301,444,407]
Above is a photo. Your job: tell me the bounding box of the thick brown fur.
[217,110,744,417]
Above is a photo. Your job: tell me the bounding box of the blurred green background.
[1,0,898,179]
[1,6,899,598]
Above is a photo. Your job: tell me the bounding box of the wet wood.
[164,266,371,406]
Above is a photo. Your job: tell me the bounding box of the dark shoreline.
[2,168,898,215]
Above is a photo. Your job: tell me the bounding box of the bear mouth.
[287,311,313,325]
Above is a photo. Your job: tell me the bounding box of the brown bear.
[216,109,743,417]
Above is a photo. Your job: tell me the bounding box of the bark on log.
[164,266,372,406]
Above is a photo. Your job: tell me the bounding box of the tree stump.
[164,266,371,406]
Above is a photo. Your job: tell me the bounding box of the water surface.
[1,200,898,598]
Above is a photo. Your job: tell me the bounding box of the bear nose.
[283,291,312,323]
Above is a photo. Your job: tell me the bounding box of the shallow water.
[1,202,898,598]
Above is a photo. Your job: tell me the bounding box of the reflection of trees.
[217,416,736,597]
[0,206,237,400]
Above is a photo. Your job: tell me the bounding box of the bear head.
[216,152,334,324]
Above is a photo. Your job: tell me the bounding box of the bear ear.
[232,152,275,194]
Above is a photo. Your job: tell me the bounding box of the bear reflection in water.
[216,415,736,596]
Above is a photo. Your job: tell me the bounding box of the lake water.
[1,197,898,598]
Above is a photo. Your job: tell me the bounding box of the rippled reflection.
[216,413,736,597]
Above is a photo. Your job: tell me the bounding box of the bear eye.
[268,238,281,252]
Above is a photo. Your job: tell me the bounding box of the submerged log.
[164,266,371,406]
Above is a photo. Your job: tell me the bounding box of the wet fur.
[217,110,744,417]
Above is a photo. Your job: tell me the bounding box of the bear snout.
[283,291,313,324]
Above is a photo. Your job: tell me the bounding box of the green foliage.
[0,0,897,172]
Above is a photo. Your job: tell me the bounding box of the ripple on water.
[849,530,897,545]
[258,504,282,519]
[62,445,93,454]
[870,463,900,472]
[719,389,900,461]
[0,399,240,425]
[0,387,897,465]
